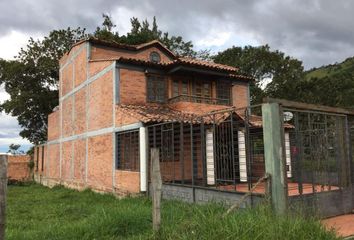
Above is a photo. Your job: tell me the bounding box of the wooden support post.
[0,154,8,240]
[150,148,162,232]
[262,103,288,215]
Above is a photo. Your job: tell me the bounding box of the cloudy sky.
[1,0,354,152]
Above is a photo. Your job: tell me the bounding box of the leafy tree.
[298,58,354,108]
[213,45,304,104]
[7,143,23,155]
[0,28,87,144]
[93,14,120,42]
[94,16,210,59]
[298,73,354,108]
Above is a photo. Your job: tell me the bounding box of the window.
[216,80,231,104]
[149,51,161,63]
[147,75,166,103]
[193,80,211,98]
[181,80,188,95]
[172,79,179,97]
[172,79,190,97]
[116,130,140,171]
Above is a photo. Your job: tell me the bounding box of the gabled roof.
[70,37,177,59]
[90,56,253,81]
[72,37,253,81]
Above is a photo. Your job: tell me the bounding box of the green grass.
[6,183,338,240]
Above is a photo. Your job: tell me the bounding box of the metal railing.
[146,106,266,194]
[168,94,230,106]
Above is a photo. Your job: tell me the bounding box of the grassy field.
[6,183,338,240]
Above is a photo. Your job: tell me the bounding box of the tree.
[93,14,120,42]
[94,16,210,59]
[7,144,23,155]
[213,45,304,104]
[0,28,87,144]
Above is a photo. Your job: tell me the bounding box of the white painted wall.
[238,130,248,182]
[285,132,292,178]
[206,129,215,185]
[139,127,147,191]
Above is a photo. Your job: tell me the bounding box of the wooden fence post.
[0,154,8,240]
[150,148,162,231]
[262,103,288,215]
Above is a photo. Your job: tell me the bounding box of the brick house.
[33,38,273,194]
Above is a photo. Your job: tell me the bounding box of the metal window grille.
[116,130,140,171]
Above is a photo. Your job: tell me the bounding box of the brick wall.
[38,40,250,196]
[232,82,249,108]
[48,110,60,141]
[119,68,146,104]
[7,155,31,181]
[91,44,173,63]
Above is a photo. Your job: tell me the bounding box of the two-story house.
[33,38,260,194]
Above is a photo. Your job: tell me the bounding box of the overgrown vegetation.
[6,184,337,240]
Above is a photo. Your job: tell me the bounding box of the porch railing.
[168,94,230,106]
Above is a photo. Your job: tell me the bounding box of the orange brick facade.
[7,155,31,181]
[34,39,250,194]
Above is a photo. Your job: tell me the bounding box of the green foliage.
[213,45,305,104]
[0,28,87,144]
[93,14,120,42]
[6,184,338,240]
[301,57,354,108]
[94,16,206,59]
[7,143,23,155]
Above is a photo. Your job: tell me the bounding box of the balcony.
[168,94,230,106]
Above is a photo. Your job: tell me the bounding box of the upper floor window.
[216,80,231,103]
[193,80,211,99]
[147,75,166,103]
[150,51,161,63]
[172,79,190,97]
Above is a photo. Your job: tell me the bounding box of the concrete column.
[262,102,288,215]
[139,127,148,192]
[206,129,215,185]
[238,130,248,182]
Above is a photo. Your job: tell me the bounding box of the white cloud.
[0,84,10,103]
[196,31,232,47]
[0,86,32,151]
[0,30,39,60]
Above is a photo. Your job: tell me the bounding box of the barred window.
[216,80,231,102]
[147,75,166,103]
[116,130,140,171]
